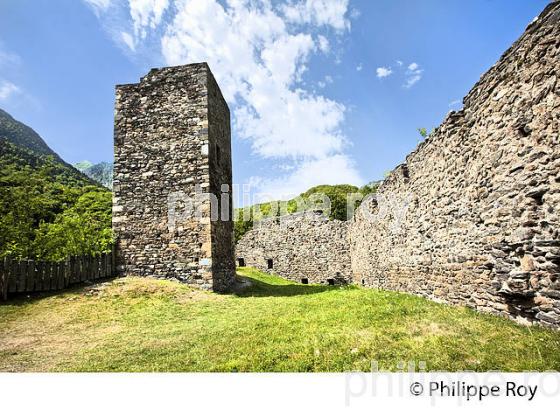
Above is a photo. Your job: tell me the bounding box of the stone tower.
[113,63,235,292]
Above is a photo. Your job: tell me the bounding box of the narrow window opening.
[401,165,410,180]
[301,278,309,284]
[361,279,365,285]
[237,258,246,267]
[267,259,273,269]
[327,279,335,286]
[216,145,221,164]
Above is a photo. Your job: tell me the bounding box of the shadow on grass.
[233,275,340,298]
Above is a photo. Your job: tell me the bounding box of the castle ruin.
[237,2,560,326]
[113,63,235,292]
[236,211,352,285]
[112,3,559,326]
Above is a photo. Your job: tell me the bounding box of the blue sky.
[0,0,550,202]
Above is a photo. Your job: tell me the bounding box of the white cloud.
[82,0,168,52]
[253,155,363,199]
[404,74,421,88]
[281,0,350,31]
[121,31,136,51]
[128,0,169,40]
[83,0,113,15]
[317,74,333,88]
[0,80,20,101]
[161,0,350,161]
[317,34,329,53]
[349,7,361,20]
[449,99,462,108]
[374,60,423,88]
[87,0,361,199]
[404,62,423,88]
[356,63,363,71]
[376,66,392,78]
[0,48,21,68]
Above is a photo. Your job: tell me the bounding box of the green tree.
[233,182,381,242]
[0,138,113,261]
[234,208,253,243]
[418,127,435,139]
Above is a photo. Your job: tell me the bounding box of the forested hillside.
[0,110,112,261]
[0,108,62,159]
[234,183,378,242]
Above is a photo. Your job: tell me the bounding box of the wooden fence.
[0,252,116,301]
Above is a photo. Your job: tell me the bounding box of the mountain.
[75,160,93,172]
[0,108,61,159]
[0,108,112,261]
[0,107,101,186]
[74,161,113,189]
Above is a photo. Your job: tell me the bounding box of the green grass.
[1,267,559,372]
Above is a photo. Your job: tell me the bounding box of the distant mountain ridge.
[74,161,113,189]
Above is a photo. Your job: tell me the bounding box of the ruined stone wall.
[350,2,560,326]
[113,63,235,292]
[207,71,236,291]
[236,212,352,285]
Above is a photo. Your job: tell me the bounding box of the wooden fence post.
[86,256,92,282]
[76,256,81,283]
[104,253,110,278]
[97,255,101,280]
[8,259,17,293]
[68,257,74,285]
[64,259,69,287]
[44,262,49,291]
[27,260,35,292]
[72,256,78,285]
[56,262,63,290]
[38,261,45,292]
[1,257,8,301]
[15,260,23,293]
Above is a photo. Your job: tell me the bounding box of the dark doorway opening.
[301,278,309,284]
[327,279,335,286]
[267,259,273,269]
[237,258,245,267]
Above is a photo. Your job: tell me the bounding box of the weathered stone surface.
[236,211,352,285]
[350,2,560,326]
[113,63,235,292]
[237,2,560,327]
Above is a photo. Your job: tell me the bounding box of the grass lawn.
[1,267,559,372]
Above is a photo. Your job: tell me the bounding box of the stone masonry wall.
[350,2,560,326]
[113,63,235,292]
[208,71,236,291]
[236,212,352,285]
